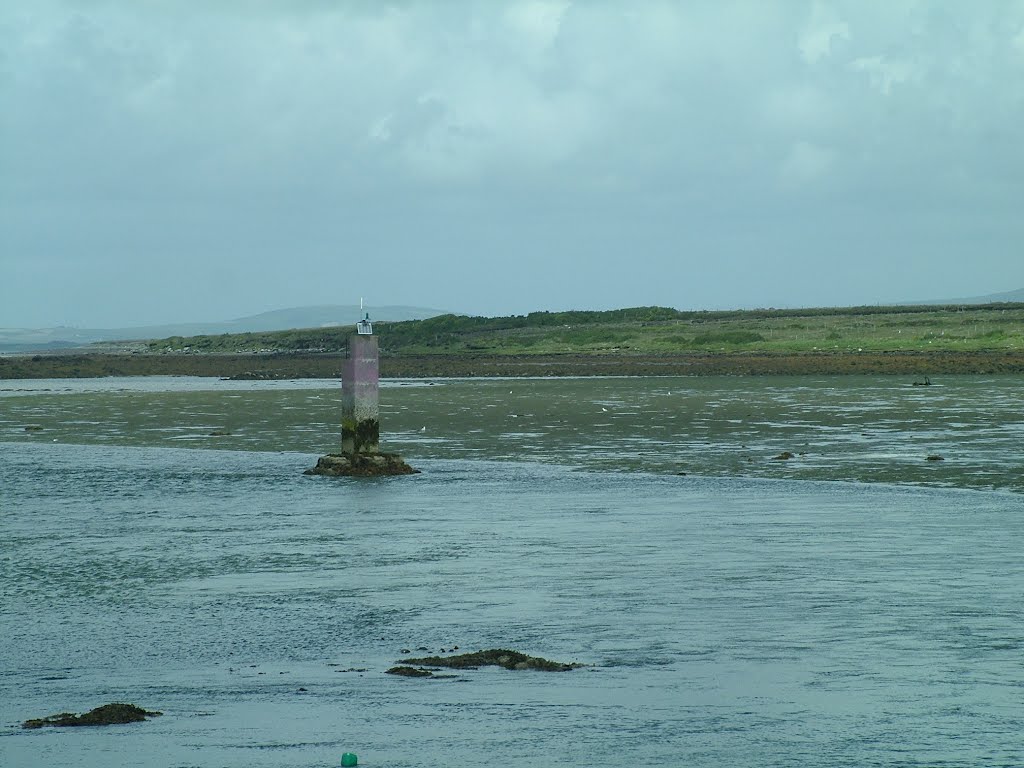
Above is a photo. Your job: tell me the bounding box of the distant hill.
[0,305,449,353]
[906,287,1024,305]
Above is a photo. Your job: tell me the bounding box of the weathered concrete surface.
[341,334,379,454]
[305,452,419,477]
[309,331,418,476]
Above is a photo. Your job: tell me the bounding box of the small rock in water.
[304,452,419,477]
[926,454,945,461]
[773,451,795,461]
[23,703,161,729]
[386,666,435,677]
[398,648,583,672]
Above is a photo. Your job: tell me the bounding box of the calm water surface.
[2,376,1024,766]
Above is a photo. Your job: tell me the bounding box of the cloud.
[4,1,1015,196]
[779,141,835,187]
[503,0,570,56]
[2,1,1024,326]
[849,54,918,96]
[798,3,850,63]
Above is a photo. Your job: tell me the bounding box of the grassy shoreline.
[5,302,1023,379]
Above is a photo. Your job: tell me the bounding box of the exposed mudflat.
[3,374,1022,493]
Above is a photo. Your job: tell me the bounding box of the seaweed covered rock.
[305,453,419,477]
[385,666,435,677]
[23,703,162,729]
[398,648,582,672]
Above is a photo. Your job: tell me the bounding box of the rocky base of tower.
[304,452,419,477]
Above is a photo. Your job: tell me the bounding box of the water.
[2,377,1024,766]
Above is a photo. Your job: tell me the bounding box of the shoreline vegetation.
[4,302,1024,379]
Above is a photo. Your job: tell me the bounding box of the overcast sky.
[2,1,1023,328]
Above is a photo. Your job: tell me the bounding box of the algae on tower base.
[305,452,418,476]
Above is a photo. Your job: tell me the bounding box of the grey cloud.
[2,1,1023,327]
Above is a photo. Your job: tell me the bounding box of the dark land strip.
[4,350,1024,380]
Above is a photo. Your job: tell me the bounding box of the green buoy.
[341,753,358,767]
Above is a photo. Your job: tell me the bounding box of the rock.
[386,666,434,677]
[773,451,795,460]
[208,430,231,436]
[926,454,944,461]
[23,703,161,729]
[397,648,582,672]
[305,452,419,477]
[227,371,276,381]
[23,425,44,432]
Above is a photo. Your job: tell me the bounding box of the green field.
[4,303,1024,380]
[144,303,1024,356]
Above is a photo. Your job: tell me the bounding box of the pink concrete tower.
[341,314,379,454]
[305,309,417,477]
